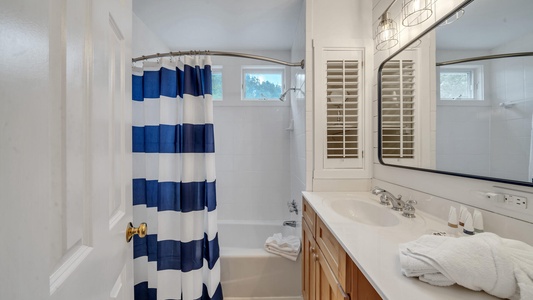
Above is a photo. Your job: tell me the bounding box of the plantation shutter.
[326,59,360,160]
[381,59,415,159]
[314,47,365,177]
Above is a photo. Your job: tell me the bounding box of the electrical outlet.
[504,194,528,209]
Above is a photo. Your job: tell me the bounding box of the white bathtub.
[218,220,302,300]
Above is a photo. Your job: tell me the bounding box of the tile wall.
[210,51,294,222]
[490,33,533,182]
[215,106,292,221]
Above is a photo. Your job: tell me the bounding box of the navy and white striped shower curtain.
[132,56,223,300]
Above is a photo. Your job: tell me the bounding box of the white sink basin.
[329,199,400,227]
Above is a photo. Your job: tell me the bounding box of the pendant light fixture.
[374,0,435,51]
[402,0,433,27]
[375,12,399,50]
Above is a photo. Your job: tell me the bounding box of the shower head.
[279,87,303,101]
[279,89,291,101]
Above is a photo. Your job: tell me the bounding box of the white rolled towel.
[399,233,533,299]
[264,233,301,261]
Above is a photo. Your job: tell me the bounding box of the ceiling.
[132,0,304,51]
[436,0,533,51]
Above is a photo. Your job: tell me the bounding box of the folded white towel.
[419,273,455,287]
[264,247,300,261]
[264,233,301,261]
[399,233,533,299]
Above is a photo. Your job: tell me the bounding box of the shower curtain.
[132,56,222,300]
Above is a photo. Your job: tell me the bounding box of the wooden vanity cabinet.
[302,198,381,300]
[302,218,316,300]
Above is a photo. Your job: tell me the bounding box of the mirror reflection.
[379,0,533,185]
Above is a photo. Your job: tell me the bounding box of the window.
[242,67,284,100]
[212,66,223,101]
[439,65,484,101]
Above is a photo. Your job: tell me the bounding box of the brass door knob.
[126,222,147,243]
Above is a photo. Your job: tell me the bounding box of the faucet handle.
[402,199,417,218]
[287,200,299,215]
[379,194,390,206]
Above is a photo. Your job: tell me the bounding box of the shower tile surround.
[489,33,533,182]
[436,37,533,181]
[210,51,294,222]
[215,106,291,221]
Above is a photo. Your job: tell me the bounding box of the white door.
[0,0,134,299]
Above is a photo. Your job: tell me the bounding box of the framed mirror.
[378,0,533,186]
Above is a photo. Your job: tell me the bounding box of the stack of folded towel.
[399,232,533,299]
[264,233,301,261]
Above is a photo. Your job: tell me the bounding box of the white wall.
[306,0,374,192]
[211,51,293,222]
[132,13,170,58]
[372,0,533,225]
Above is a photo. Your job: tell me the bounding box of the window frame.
[241,66,286,101]
[438,65,484,103]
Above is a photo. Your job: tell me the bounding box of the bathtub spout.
[283,220,297,227]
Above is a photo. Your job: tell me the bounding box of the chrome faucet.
[283,220,297,227]
[371,186,405,211]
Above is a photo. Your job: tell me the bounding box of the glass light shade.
[402,0,433,27]
[375,15,399,51]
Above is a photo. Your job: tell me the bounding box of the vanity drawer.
[303,197,317,235]
[316,216,347,290]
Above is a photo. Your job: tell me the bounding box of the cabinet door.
[302,220,316,300]
[348,259,382,300]
[302,198,317,234]
[316,217,347,287]
[316,248,349,300]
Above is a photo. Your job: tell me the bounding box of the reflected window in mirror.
[439,65,484,101]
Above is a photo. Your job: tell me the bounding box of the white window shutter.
[326,59,359,159]
[318,49,364,170]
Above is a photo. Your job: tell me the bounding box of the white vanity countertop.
[302,191,499,300]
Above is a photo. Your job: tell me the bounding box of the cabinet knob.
[313,253,319,261]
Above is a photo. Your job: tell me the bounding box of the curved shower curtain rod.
[436,51,533,66]
[132,50,305,69]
